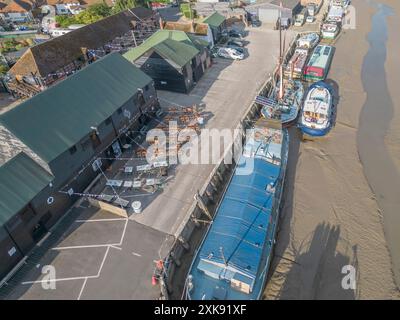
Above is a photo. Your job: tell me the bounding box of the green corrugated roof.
[123,30,208,67]
[202,12,225,27]
[0,53,152,164]
[0,152,54,225]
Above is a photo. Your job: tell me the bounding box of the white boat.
[298,81,334,138]
[296,32,320,50]
[321,22,340,39]
[327,5,344,23]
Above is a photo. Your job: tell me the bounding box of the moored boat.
[256,14,304,127]
[183,118,289,300]
[257,79,304,126]
[298,81,335,139]
[321,22,340,40]
[303,45,335,82]
[284,48,309,79]
[296,32,320,50]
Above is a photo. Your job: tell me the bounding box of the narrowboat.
[183,119,289,300]
[303,45,334,82]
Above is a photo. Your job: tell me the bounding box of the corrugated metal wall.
[259,8,280,23]
[0,226,23,281]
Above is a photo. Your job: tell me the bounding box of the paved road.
[134,26,295,236]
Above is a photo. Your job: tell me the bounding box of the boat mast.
[278,1,284,100]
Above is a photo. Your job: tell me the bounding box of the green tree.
[55,3,112,28]
[86,3,112,17]
[0,64,9,75]
[55,15,78,28]
[112,0,137,14]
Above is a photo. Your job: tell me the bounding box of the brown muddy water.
[357,1,400,289]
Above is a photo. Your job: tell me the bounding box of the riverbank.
[379,0,400,287]
[264,0,400,299]
[382,0,400,173]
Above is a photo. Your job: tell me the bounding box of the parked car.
[217,47,244,60]
[227,39,244,47]
[250,16,261,27]
[306,15,315,23]
[228,30,244,39]
[225,45,245,54]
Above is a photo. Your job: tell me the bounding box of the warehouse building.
[6,7,160,98]
[123,30,211,93]
[246,0,302,25]
[202,11,227,43]
[0,53,159,281]
[0,152,54,281]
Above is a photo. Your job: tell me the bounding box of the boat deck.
[186,121,288,300]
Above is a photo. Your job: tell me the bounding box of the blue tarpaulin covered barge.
[184,118,289,300]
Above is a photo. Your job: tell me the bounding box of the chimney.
[159,17,163,29]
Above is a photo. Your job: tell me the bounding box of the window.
[92,158,102,172]
[117,107,122,114]
[69,146,77,155]
[105,117,112,125]
[145,85,149,91]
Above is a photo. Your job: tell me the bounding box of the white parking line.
[132,252,142,257]
[118,219,129,245]
[77,278,88,300]
[22,275,97,285]
[21,218,129,289]
[53,243,119,250]
[23,246,112,286]
[96,246,110,276]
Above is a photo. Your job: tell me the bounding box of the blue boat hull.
[299,124,332,137]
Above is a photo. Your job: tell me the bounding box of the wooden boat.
[284,48,309,79]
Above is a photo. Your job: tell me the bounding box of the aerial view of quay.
[0,0,399,306]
